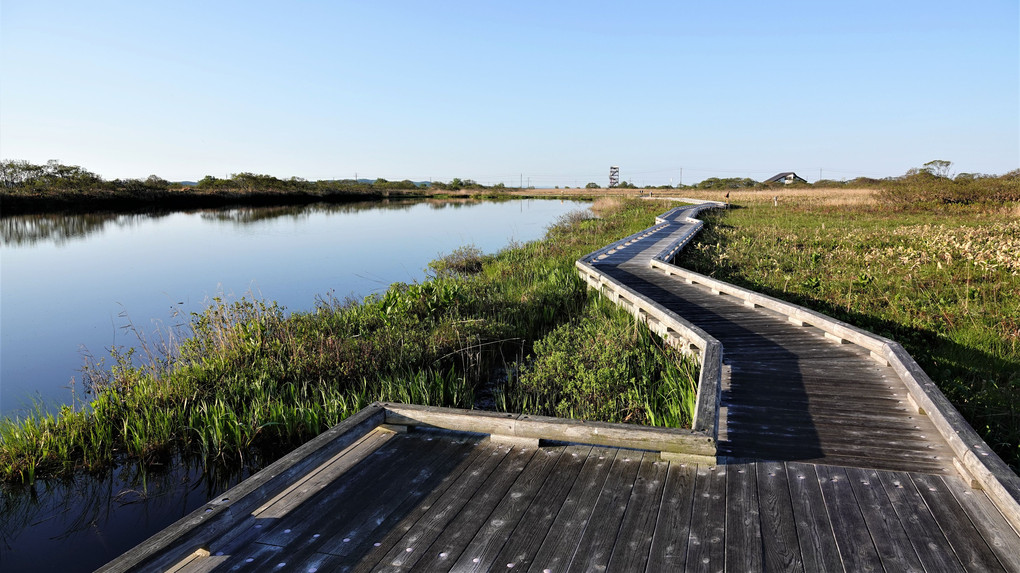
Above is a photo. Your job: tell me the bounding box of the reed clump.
[0,199,700,483]
[499,295,698,427]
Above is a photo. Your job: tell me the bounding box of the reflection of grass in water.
[677,199,1020,470]
[0,450,248,570]
[0,199,700,484]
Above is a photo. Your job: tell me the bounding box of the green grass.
[498,295,699,427]
[678,199,1020,470]
[0,198,699,483]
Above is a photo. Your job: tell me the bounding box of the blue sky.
[1,1,1017,186]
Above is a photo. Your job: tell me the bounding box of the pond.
[0,197,590,572]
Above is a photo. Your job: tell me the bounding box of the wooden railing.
[575,200,727,447]
[649,255,1020,534]
[577,198,1020,534]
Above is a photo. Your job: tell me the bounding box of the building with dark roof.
[765,172,807,184]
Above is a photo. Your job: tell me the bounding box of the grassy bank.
[0,198,698,483]
[677,195,1020,470]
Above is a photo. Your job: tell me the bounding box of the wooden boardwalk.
[101,201,1020,572]
[598,245,956,474]
[156,427,1019,573]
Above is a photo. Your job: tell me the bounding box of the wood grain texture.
[645,461,698,573]
[755,461,803,573]
[606,453,668,572]
[876,470,964,572]
[724,463,762,573]
[685,464,726,572]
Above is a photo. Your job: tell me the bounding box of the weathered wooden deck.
[101,200,1020,572]
[154,426,1018,572]
[599,253,956,474]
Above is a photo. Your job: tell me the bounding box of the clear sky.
[1,1,1017,187]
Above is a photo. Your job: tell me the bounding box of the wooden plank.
[366,442,518,571]
[723,419,941,444]
[258,427,394,517]
[178,429,409,572]
[310,432,479,559]
[723,433,951,459]
[196,541,284,572]
[942,475,1020,572]
[566,452,645,572]
[721,443,951,475]
[842,467,924,572]
[210,434,479,573]
[785,463,842,572]
[685,464,726,572]
[814,464,883,572]
[724,405,928,429]
[755,461,803,573]
[346,440,501,572]
[725,381,904,400]
[876,470,965,571]
[408,444,541,571]
[442,446,565,572]
[487,445,593,572]
[909,472,1006,572]
[382,404,715,457]
[645,462,698,573]
[606,453,669,572]
[525,447,621,573]
[724,463,763,572]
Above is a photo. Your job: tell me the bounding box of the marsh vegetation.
[0,198,699,484]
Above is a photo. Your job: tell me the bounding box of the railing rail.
[579,197,1019,534]
[648,256,1020,534]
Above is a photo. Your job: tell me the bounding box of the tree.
[923,160,953,179]
[585,182,600,189]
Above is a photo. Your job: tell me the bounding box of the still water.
[0,198,589,572]
[1,198,589,418]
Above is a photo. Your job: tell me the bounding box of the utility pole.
[520,174,523,189]
[819,168,822,182]
[679,167,683,187]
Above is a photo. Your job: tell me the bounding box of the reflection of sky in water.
[1,199,589,417]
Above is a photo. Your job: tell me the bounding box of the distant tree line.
[814,160,1019,205]
[0,160,516,195]
[0,160,521,214]
[3,159,1016,212]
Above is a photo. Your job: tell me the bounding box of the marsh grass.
[1,199,700,483]
[678,197,1020,469]
[497,296,699,427]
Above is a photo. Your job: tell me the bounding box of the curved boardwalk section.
[101,202,1020,572]
[592,205,954,474]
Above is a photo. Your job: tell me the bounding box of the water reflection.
[0,212,159,247]
[1,198,491,245]
[0,456,250,572]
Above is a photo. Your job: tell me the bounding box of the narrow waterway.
[0,198,589,572]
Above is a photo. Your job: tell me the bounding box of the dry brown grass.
[505,186,881,207]
[677,187,880,207]
[591,196,625,216]
[506,188,645,198]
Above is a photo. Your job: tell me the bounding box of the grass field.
[676,188,1020,470]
